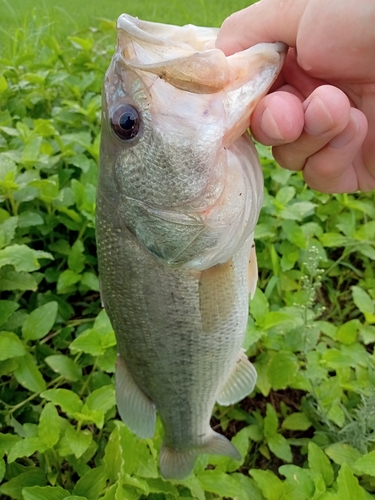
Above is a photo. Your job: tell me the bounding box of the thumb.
[216,0,306,55]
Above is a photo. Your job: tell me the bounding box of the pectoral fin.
[115,355,156,439]
[217,349,257,405]
[199,259,236,333]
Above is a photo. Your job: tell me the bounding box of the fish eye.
[111,104,140,140]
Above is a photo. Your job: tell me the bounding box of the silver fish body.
[96,14,285,479]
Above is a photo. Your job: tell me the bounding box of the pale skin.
[216,0,375,193]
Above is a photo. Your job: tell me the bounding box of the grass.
[0,0,249,53]
[1,2,375,499]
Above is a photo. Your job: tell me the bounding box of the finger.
[251,89,305,145]
[216,0,307,55]
[303,109,369,193]
[272,85,352,171]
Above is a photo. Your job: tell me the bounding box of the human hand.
[216,0,375,192]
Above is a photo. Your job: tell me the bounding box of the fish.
[96,13,285,480]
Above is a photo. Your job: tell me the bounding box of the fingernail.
[329,115,359,149]
[304,95,334,136]
[261,107,284,141]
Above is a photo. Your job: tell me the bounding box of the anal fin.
[115,355,156,439]
[217,349,257,405]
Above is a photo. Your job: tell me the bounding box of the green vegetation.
[1,4,375,500]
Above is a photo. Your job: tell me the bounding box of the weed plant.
[0,11,375,500]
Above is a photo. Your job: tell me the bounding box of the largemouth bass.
[96,14,285,479]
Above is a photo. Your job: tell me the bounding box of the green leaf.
[22,485,69,500]
[68,240,85,273]
[41,388,83,415]
[336,463,366,500]
[198,470,245,498]
[353,450,375,477]
[279,465,315,498]
[282,412,312,431]
[72,465,107,500]
[250,288,269,324]
[250,469,284,500]
[264,403,278,436]
[103,425,123,483]
[0,268,38,291]
[0,244,53,272]
[0,469,46,500]
[45,355,82,381]
[57,269,81,293]
[319,233,348,247]
[0,331,26,360]
[0,457,5,482]
[267,433,292,463]
[267,351,299,390]
[85,384,115,413]
[336,319,360,345]
[308,442,334,487]
[22,301,58,341]
[38,402,60,448]
[8,437,46,463]
[13,352,46,392]
[0,301,19,326]
[69,329,105,356]
[325,443,362,467]
[354,220,375,240]
[66,427,92,459]
[352,286,374,322]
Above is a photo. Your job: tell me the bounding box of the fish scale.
[97,13,285,479]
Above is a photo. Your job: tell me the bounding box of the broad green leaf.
[259,311,294,330]
[0,216,18,249]
[0,268,38,291]
[250,469,284,500]
[0,433,21,454]
[85,384,115,412]
[250,288,269,324]
[319,233,348,247]
[267,433,292,463]
[103,425,123,483]
[0,244,53,272]
[354,220,375,240]
[13,352,46,393]
[336,319,360,345]
[267,351,299,390]
[0,75,8,93]
[66,427,92,458]
[337,463,366,500]
[22,301,58,341]
[264,403,278,436]
[0,457,5,482]
[352,286,374,316]
[68,240,85,273]
[72,465,107,500]
[18,211,44,228]
[38,402,60,448]
[0,331,26,360]
[308,442,334,487]
[45,355,82,381]
[57,269,81,294]
[146,477,179,496]
[230,473,264,500]
[325,443,362,467]
[80,272,99,291]
[279,465,315,498]
[69,329,105,356]
[282,412,312,431]
[22,485,69,500]
[0,469,46,500]
[198,470,245,498]
[8,437,46,463]
[353,450,375,477]
[41,388,83,415]
[0,301,19,326]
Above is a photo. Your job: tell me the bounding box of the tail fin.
[159,430,241,480]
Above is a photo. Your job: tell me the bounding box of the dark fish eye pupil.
[111,104,140,140]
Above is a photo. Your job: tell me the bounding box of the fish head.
[99,14,286,268]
